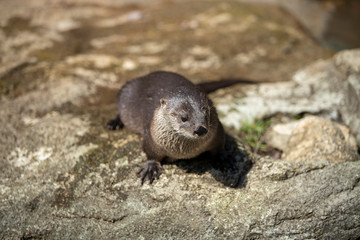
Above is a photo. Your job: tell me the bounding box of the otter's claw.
[106,115,124,130]
[136,160,164,184]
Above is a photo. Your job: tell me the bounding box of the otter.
[106,71,249,184]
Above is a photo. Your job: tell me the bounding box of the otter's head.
[159,95,212,139]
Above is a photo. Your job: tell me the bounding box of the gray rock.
[215,49,360,145]
[334,49,360,97]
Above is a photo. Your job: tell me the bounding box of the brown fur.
[106,71,225,184]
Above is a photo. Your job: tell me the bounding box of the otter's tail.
[197,78,260,94]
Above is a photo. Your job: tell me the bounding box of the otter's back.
[117,71,198,135]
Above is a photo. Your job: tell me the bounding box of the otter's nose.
[194,126,208,136]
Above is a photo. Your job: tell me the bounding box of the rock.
[263,120,298,151]
[1,0,359,239]
[264,116,358,163]
[268,116,358,163]
[215,49,360,145]
[334,49,360,97]
[238,0,360,50]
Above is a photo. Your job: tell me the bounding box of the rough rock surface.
[0,0,359,239]
[215,49,360,146]
[264,116,358,163]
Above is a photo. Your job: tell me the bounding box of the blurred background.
[1,0,359,91]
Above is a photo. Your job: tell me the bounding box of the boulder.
[264,116,358,163]
[215,50,360,145]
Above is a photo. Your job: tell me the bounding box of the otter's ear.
[160,98,168,106]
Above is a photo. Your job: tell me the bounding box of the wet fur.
[107,71,225,184]
[150,101,217,160]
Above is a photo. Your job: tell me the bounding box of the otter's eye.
[181,116,188,122]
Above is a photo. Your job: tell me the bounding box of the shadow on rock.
[173,134,253,188]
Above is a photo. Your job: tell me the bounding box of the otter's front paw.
[136,160,164,184]
[106,115,124,130]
